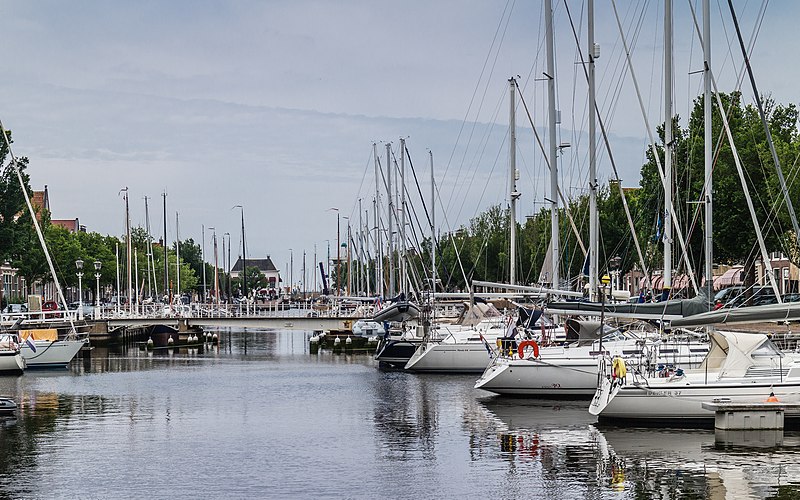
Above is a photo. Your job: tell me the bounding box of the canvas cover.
[20,329,58,342]
[698,330,769,378]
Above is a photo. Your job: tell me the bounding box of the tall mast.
[115,242,121,314]
[386,143,395,297]
[175,212,181,299]
[588,0,598,300]
[400,138,407,293]
[213,230,219,305]
[125,188,132,315]
[664,0,674,291]
[546,0,560,290]
[703,0,713,299]
[162,192,169,302]
[144,196,153,300]
[202,224,207,303]
[373,143,383,296]
[430,150,436,296]
[358,198,364,296]
[509,77,518,286]
[220,233,223,303]
[240,207,247,301]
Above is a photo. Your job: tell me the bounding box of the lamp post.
[75,259,84,320]
[94,260,102,319]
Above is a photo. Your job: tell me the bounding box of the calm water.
[0,329,799,499]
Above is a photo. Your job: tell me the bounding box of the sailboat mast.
[664,0,674,292]
[588,0,598,300]
[386,143,395,297]
[202,224,207,303]
[373,143,383,297]
[358,198,364,296]
[176,212,181,299]
[703,0,713,298]
[546,0,560,290]
[430,150,435,296]
[400,138,407,294]
[162,192,169,302]
[213,231,219,305]
[144,196,153,300]
[509,77,518,286]
[125,188,132,315]
[115,242,121,314]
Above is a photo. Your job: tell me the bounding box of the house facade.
[230,256,281,290]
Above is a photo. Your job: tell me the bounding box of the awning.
[713,266,743,290]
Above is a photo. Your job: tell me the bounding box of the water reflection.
[475,396,800,499]
[1,330,800,498]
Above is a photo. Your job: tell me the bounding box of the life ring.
[518,340,540,359]
[612,357,627,379]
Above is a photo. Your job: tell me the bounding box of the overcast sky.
[0,0,795,287]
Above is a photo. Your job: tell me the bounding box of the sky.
[0,0,796,288]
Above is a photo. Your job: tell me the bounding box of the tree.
[636,92,800,296]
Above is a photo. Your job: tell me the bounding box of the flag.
[25,335,36,353]
[479,333,493,359]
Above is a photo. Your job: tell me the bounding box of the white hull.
[600,377,800,423]
[21,339,86,368]
[404,342,495,373]
[475,339,708,396]
[0,352,24,374]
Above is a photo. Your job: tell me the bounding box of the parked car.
[783,293,800,303]
[725,286,776,308]
[713,286,744,308]
[42,300,60,319]
[3,303,27,314]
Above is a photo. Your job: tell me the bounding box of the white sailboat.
[19,328,86,369]
[403,301,509,373]
[590,329,800,424]
[0,334,24,374]
[474,319,707,396]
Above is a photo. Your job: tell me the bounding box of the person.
[766,391,780,403]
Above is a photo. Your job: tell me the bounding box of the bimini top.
[699,330,782,378]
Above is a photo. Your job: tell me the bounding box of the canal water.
[0,329,799,499]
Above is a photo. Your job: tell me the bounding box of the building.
[230,256,281,290]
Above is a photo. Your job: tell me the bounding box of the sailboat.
[0,121,88,370]
[0,333,24,374]
[474,318,707,396]
[590,328,800,424]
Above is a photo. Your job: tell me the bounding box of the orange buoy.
[517,340,540,359]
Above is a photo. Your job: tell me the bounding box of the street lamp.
[94,260,102,319]
[75,259,84,320]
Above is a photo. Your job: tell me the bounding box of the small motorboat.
[0,398,17,415]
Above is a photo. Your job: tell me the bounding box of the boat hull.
[475,341,708,397]
[374,337,420,367]
[599,379,800,425]
[404,343,495,373]
[21,339,87,368]
[0,352,24,375]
